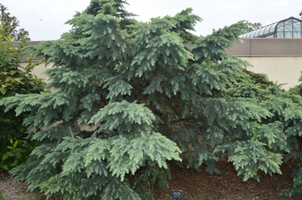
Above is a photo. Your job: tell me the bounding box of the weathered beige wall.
[225,38,302,90]
[240,57,302,90]
[19,62,54,83]
[21,58,302,91]
[19,39,302,91]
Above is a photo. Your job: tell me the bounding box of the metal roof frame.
[240,17,302,38]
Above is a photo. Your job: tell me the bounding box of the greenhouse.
[240,17,302,38]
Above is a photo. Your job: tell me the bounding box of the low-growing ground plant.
[0,133,38,171]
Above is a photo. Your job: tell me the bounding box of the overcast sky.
[1,0,301,41]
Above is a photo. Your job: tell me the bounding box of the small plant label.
[171,190,183,198]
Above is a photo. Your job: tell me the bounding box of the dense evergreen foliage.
[1,0,302,198]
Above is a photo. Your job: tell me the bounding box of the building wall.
[19,62,54,83]
[19,38,302,91]
[24,57,302,91]
[225,38,302,90]
[226,38,302,57]
[239,57,302,90]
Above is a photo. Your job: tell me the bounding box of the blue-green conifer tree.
[1,0,302,199]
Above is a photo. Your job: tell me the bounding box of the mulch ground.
[154,159,302,200]
[0,159,301,200]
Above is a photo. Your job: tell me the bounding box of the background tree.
[243,21,262,33]
[1,0,302,199]
[0,3,30,41]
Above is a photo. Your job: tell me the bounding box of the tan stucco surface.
[240,57,302,90]
[224,38,302,90]
[19,62,54,83]
[19,38,302,91]
[23,57,302,91]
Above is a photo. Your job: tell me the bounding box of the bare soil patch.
[0,172,60,200]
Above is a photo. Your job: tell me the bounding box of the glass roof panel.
[269,23,277,33]
[263,26,271,34]
[259,27,265,35]
[250,30,256,37]
[284,21,292,31]
[254,29,261,37]
[277,22,284,31]
[293,21,301,31]
[277,32,284,38]
[285,32,293,38]
[239,17,302,38]
[294,32,301,38]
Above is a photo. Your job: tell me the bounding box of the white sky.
[1,0,301,41]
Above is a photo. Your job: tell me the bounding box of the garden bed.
[1,159,301,199]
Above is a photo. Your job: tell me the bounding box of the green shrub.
[0,21,46,172]
[0,133,38,171]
